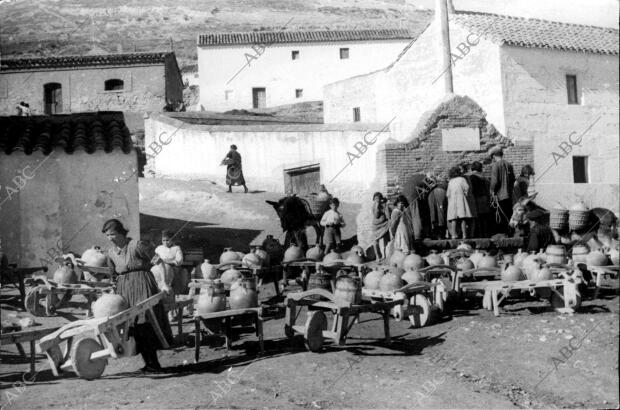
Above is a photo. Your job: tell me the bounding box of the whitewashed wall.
[144,114,391,200]
[198,39,411,111]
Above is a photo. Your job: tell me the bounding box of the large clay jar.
[469,249,485,268]
[522,253,541,279]
[513,249,528,268]
[229,277,258,309]
[379,271,403,291]
[262,235,283,263]
[200,259,218,280]
[242,252,263,269]
[389,250,406,268]
[546,245,567,265]
[402,251,425,271]
[220,266,242,284]
[426,250,444,266]
[197,280,226,314]
[53,263,78,285]
[402,270,424,284]
[323,249,343,267]
[532,264,553,281]
[501,263,525,282]
[306,244,324,261]
[92,294,128,318]
[536,249,547,264]
[363,269,384,289]
[334,275,361,304]
[456,257,475,272]
[254,246,270,267]
[456,242,473,251]
[586,249,609,266]
[350,245,365,256]
[220,247,241,264]
[283,244,304,263]
[389,263,405,278]
[346,251,364,265]
[571,245,590,265]
[478,255,498,269]
[609,247,620,266]
[81,246,107,267]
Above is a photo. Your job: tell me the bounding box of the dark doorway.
[252,87,266,109]
[44,83,62,114]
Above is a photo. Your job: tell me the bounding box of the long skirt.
[226,164,246,186]
[116,270,173,347]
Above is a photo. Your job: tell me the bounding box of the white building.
[197,29,414,111]
[323,11,619,214]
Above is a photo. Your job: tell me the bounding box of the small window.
[340,48,349,59]
[295,89,303,98]
[566,75,579,105]
[225,90,233,100]
[291,50,299,60]
[572,156,588,183]
[104,79,124,91]
[353,107,360,122]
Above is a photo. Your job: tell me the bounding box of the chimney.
[435,0,454,94]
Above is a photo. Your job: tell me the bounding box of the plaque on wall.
[441,127,480,151]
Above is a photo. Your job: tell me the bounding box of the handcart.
[284,288,404,352]
[0,265,48,305]
[37,293,168,380]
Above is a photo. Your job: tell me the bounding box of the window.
[566,75,579,104]
[572,156,588,183]
[295,89,303,98]
[291,50,299,60]
[353,107,360,122]
[252,88,266,109]
[104,79,124,91]
[225,90,233,101]
[340,48,349,59]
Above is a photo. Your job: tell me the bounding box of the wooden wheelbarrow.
[37,293,168,380]
[284,288,403,352]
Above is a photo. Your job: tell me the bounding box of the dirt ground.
[1,178,619,409]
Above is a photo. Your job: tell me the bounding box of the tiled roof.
[0,52,173,71]
[453,11,619,55]
[0,112,132,155]
[198,29,413,46]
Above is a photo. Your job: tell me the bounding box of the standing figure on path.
[447,166,473,239]
[489,147,516,235]
[320,198,346,253]
[389,195,412,253]
[102,219,173,373]
[222,144,248,193]
[371,192,391,261]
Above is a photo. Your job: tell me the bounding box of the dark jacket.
[513,176,529,204]
[468,171,490,214]
[490,159,515,201]
[427,184,448,227]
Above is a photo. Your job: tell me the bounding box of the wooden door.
[44,83,62,114]
[284,165,320,196]
[252,88,266,109]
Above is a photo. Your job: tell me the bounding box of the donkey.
[266,195,323,252]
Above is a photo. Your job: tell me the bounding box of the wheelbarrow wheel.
[71,338,107,380]
[304,311,327,352]
[24,285,47,316]
[409,294,432,328]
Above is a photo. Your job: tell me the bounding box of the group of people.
[371,147,541,260]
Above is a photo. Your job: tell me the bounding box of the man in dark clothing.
[468,161,491,238]
[489,147,515,235]
[526,209,555,252]
[401,173,432,240]
[427,178,448,240]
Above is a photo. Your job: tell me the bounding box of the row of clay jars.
[196,277,258,314]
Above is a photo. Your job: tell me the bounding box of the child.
[371,192,390,261]
[152,230,186,320]
[389,195,412,253]
[320,198,346,253]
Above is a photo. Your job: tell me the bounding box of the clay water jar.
[220,265,242,284]
[334,275,361,304]
[242,252,263,269]
[323,250,343,267]
[197,280,226,314]
[200,259,218,280]
[92,294,128,318]
[609,247,619,266]
[220,247,241,264]
[512,249,527,268]
[402,269,424,284]
[229,276,258,309]
[345,251,364,265]
[81,246,107,267]
[284,244,304,263]
[389,249,406,268]
[469,249,485,268]
[586,249,609,266]
[254,246,270,267]
[571,245,589,264]
[501,263,524,282]
[402,251,425,271]
[546,245,567,265]
[426,250,444,266]
[379,271,403,291]
[306,244,324,261]
[53,263,78,285]
[456,257,475,273]
[532,264,553,281]
[262,235,283,262]
[478,254,498,269]
[363,269,384,290]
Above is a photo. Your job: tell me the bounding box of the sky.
[407,0,619,28]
